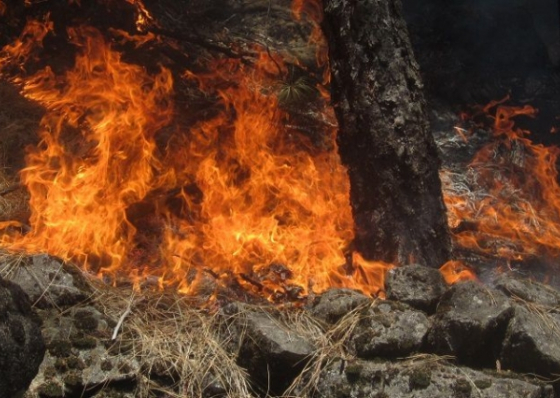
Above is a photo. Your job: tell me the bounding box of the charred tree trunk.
[322,0,451,267]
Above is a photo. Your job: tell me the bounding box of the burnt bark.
[322,0,451,267]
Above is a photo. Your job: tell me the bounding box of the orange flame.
[1,25,174,277]
[124,0,155,31]
[444,97,560,263]
[439,260,477,284]
[0,5,392,299]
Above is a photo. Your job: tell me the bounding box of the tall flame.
[0,2,394,300]
[2,25,174,276]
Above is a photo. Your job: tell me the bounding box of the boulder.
[224,304,315,394]
[386,264,447,313]
[494,273,560,307]
[424,281,513,367]
[4,255,89,308]
[350,300,430,359]
[293,358,553,398]
[309,288,372,324]
[0,277,45,397]
[501,305,560,378]
[27,304,140,397]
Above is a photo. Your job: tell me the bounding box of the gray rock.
[425,281,513,367]
[494,273,560,307]
[296,358,553,398]
[4,255,89,308]
[386,264,448,313]
[226,305,315,394]
[26,304,139,397]
[501,305,560,378]
[309,288,372,324]
[350,300,430,359]
[0,277,45,397]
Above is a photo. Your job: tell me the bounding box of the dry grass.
[0,252,375,397]
[283,300,373,397]
[511,295,560,340]
[87,283,255,397]
[0,254,382,398]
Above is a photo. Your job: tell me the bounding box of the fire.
[444,97,560,263]
[439,260,477,284]
[0,1,394,300]
[1,24,174,276]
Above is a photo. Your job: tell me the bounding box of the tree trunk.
[322,0,451,267]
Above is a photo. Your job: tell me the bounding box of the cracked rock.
[386,264,448,313]
[424,281,513,367]
[350,300,430,359]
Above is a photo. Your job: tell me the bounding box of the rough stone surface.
[226,305,315,394]
[350,300,430,359]
[25,304,139,397]
[494,273,560,307]
[4,255,90,308]
[296,358,554,398]
[501,305,560,378]
[386,264,448,313]
[0,277,45,397]
[309,288,371,324]
[425,281,513,367]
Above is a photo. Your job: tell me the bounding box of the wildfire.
[8,0,552,301]
[443,96,560,264]
[0,0,393,300]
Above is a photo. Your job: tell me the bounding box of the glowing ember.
[0,0,394,299]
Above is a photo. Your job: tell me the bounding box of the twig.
[112,293,138,340]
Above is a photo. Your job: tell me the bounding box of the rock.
[26,304,139,397]
[225,304,315,394]
[294,358,553,398]
[500,305,560,378]
[424,281,513,367]
[494,273,560,307]
[309,288,372,324]
[350,300,430,359]
[385,264,448,313]
[4,255,90,308]
[0,277,45,397]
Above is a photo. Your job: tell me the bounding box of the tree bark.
[322,0,451,267]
